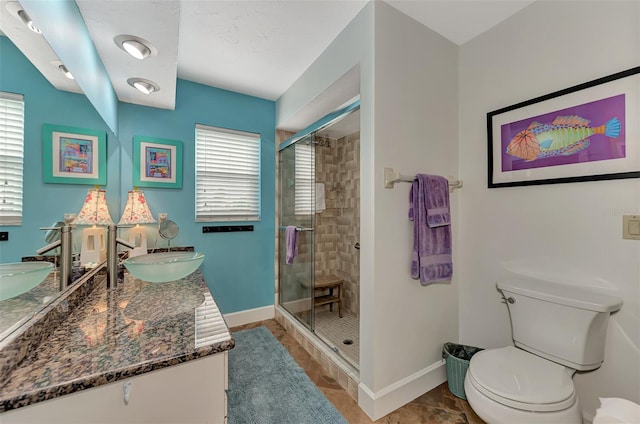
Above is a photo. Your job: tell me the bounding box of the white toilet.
[464,276,622,424]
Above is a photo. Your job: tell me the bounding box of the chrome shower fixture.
[312,134,332,148]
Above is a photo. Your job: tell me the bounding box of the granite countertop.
[0,270,234,412]
[1,264,88,339]
[0,273,59,339]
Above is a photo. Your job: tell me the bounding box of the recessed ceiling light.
[17,9,41,33]
[127,78,159,95]
[5,2,41,34]
[51,60,75,81]
[59,64,74,80]
[122,40,151,60]
[115,35,157,60]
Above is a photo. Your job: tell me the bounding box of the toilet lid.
[468,346,575,411]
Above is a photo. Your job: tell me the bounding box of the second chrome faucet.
[106,225,136,289]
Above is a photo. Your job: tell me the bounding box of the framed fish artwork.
[488,66,640,188]
[42,124,107,185]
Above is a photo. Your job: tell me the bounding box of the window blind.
[294,143,315,215]
[195,124,260,222]
[0,92,24,226]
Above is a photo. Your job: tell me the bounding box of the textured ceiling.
[1,0,534,128]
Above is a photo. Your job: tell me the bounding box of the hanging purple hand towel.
[285,226,298,264]
[409,174,452,284]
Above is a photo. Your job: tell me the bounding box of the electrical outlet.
[0,231,8,241]
[623,215,640,240]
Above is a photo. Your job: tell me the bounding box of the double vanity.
[0,255,233,423]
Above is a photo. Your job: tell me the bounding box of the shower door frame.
[277,99,360,332]
[278,135,316,330]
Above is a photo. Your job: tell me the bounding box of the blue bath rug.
[227,326,348,424]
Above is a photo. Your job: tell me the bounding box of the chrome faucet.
[106,224,135,289]
[37,224,72,291]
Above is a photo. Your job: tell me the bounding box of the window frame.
[294,142,315,216]
[195,124,261,222]
[0,91,24,226]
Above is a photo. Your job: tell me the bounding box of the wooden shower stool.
[314,275,343,318]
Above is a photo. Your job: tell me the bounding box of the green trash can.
[442,342,483,400]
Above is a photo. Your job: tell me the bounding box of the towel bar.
[278,226,314,232]
[383,167,463,192]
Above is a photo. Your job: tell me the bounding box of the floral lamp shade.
[118,189,155,258]
[73,188,114,226]
[118,189,156,225]
[72,188,112,267]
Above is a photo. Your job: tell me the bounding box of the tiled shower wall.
[315,131,360,316]
[276,130,360,317]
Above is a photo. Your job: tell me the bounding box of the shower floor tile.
[315,308,359,369]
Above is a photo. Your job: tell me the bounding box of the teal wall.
[0,36,276,313]
[0,36,120,260]
[22,0,119,134]
[118,83,276,313]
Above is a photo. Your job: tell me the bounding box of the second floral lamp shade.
[119,189,156,257]
[73,188,113,266]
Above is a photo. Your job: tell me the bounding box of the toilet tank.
[497,276,622,371]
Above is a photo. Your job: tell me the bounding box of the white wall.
[458,1,640,420]
[277,1,460,419]
[276,0,379,411]
[368,0,459,396]
[276,5,372,131]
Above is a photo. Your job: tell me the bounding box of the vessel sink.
[123,252,204,283]
[0,262,54,301]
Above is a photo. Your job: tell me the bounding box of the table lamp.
[118,189,156,257]
[72,188,113,266]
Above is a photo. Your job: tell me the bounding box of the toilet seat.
[467,346,576,412]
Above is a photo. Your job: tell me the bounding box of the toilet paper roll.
[593,398,640,424]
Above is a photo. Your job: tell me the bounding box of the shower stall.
[278,102,360,370]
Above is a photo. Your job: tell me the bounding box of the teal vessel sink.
[0,262,54,301]
[123,252,204,283]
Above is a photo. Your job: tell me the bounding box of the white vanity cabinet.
[2,352,228,424]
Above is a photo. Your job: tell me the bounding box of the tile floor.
[230,319,485,424]
[315,308,359,369]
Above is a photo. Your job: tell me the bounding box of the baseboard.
[223,305,274,328]
[358,359,446,420]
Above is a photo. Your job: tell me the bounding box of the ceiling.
[1,0,534,131]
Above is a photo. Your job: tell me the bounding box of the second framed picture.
[133,136,183,189]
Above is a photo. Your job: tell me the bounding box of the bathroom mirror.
[44,221,66,244]
[0,221,89,341]
[159,220,179,246]
[0,221,61,339]
[0,34,116,342]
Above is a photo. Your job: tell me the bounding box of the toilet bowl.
[464,347,582,424]
[594,398,640,423]
[464,276,622,424]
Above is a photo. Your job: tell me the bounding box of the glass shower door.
[279,136,315,329]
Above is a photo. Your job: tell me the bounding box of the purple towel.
[285,226,298,265]
[409,174,452,284]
